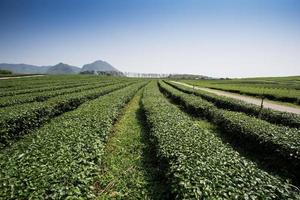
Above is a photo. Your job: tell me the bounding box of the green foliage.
[0,74,130,91]
[0,69,12,74]
[1,74,299,199]
[159,81,300,184]
[0,81,118,107]
[165,81,300,128]
[0,82,146,199]
[0,82,134,147]
[80,70,95,74]
[142,81,300,199]
[0,79,108,97]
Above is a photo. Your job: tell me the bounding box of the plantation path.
[0,75,45,80]
[172,81,300,115]
[97,91,167,199]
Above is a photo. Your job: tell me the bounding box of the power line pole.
[258,95,265,118]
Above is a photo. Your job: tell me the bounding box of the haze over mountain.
[0,60,120,74]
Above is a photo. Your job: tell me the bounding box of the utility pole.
[260,96,265,109]
[258,95,265,118]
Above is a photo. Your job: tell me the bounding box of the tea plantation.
[0,75,299,199]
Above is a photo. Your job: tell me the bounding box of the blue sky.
[0,0,299,77]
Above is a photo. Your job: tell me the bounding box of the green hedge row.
[0,81,120,107]
[0,79,107,97]
[0,82,146,199]
[0,75,125,94]
[0,82,134,147]
[0,75,98,90]
[159,81,300,183]
[165,81,300,128]
[142,82,299,199]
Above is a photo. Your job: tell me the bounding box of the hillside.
[0,63,49,74]
[46,63,81,74]
[0,60,120,75]
[81,60,120,72]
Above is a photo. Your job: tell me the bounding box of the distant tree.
[80,71,95,74]
[0,69,13,74]
[97,71,124,76]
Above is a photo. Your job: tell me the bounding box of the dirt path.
[0,75,45,80]
[172,81,300,115]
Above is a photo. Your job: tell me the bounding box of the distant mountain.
[0,60,120,75]
[81,60,119,72]
[46,63,80,74]
[0,63,49,74]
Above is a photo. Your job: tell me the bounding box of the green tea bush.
[0,79,108,97]
[165,81,300,128]
[0,82,133,147]
[0,82,146,199]
[142,82,300,199]
[159,81,300,183]
[0,81,120,107]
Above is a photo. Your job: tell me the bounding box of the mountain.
[0,60,120,75]
[46,63,81,74]
[0,63,49,74]
[81,60,119,72]
[0,63,80,74]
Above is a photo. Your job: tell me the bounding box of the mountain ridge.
[81,60,119,72]
[0,60,119,74]
[0,63,50,74]
[47,63,81,74]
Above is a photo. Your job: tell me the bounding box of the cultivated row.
[0,81,135,147]
[166,81,300,128]
[0,75,123,92]
[0,79,108,97]
[159,81,300,183]
[142,82,299,199]
[0,81,147,199]
[0,80,118,107]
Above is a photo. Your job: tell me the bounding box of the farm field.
[0,75,299,199]
[181,76,300,106]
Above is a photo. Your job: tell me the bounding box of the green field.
[181,76,300,105]
[0,75,299,199]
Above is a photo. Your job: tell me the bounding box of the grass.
[96,90,168,199]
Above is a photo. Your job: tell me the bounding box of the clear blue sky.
[0,0,299,77]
